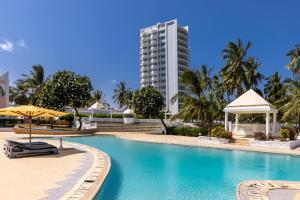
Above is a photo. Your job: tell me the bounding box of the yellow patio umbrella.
[0,105,68,143]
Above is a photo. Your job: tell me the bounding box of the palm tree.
[9,85,30,105]
[171,65,220,128]
[287,43,300,79]
[264,72,285,105]
[92,89,106,103]
[113,81,131,109]
[280,79,300,132]
[221,39,252,97]
[10,65,47,105]
[245,57,264,90]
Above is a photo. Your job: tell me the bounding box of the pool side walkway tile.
[41,141,111,200]
[237,180,300,200]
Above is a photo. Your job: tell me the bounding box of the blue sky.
[0,0,299,107]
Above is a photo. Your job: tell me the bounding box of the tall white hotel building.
[139,19,189,114]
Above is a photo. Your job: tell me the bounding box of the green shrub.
[281,127,297,140]
[93,113,123,118]
[78,113,89,117]
[59,114,74,127]
[209,126,231,139]
[93,113,109,118]
[280,128,289,140]
[167,127,208,137]
[0,118,24,127]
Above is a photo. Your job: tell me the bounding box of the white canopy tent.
[223,89,278,137]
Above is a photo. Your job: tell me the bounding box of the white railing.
[230,123,280,137]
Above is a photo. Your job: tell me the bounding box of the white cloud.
[111,80,116,84]
[0,40,14,52]
[16,39,28,48]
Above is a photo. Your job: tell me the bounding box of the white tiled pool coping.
[60,141,111,200]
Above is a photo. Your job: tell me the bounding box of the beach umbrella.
[0,105,68,143]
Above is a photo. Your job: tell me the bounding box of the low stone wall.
[0,127,13,132]
[13,127,98,135]
[249,139,300,149]
[198,136,229,144]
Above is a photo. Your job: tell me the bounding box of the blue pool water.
[66,136,300,200]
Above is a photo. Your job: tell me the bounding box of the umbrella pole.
[29,117,32,144]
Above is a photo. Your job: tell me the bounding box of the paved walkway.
[0,132,110,200]
[238,180,300,200]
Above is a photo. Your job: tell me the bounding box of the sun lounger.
[3,140,48,155]
[7,143,58,159]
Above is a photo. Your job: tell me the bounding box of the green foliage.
[171,65,225,128]
[132,86,164,119]
[59,114,74,127]
[280,128,289,140]
[287,43,300,79]
[9,65,47,105]
[221,39,263,97]
[78,113,90,117]
[279,79,300,132]
[91,89,106,104]
[113,81,132,109]
[0,118,24,127]
[93,113,123,118]
[167,127,208,137]
[40,70,93,110]
[40,70,92,130]
[210,126,231,139]
[280,127,296,140]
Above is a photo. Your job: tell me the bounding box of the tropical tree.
[221,39,252,97]
[279,79,300,133]
[9,85,29,105]
[287,43,300,79]
[221,39,263,98]
[245,57,264,90]
[40,70,93,130]
[9,65,47,105]
[113,81,132,109]
[264,72,286,106]
[171,65,221,128]
[91,89,106,103]
[132,86,167,131]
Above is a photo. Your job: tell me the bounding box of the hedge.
[167,127,208,137]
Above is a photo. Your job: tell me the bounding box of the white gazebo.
[223,89,278,137]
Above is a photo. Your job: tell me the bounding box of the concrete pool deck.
[2,131,300,200]
[97,132,300,156]
[0,132,110,200]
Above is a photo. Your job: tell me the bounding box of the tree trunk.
[160,117,168,134]
[74,107,82,130]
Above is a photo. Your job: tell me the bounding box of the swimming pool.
[66,136,300,200]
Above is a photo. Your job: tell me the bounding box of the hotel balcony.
[151,45,158,51]
[151,57,158,62]
[151,39,158,45]
[141,60,149,65]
